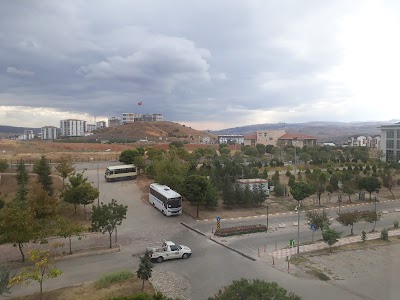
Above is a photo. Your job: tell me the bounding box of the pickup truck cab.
[146,240,192,263]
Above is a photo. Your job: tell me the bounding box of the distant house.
[108,117,122,127]
[236,178,269,196]
[277,133,318,147]
[347,135,380,148]
[96,121,107,129]
[244,130,287,147]
[218,134,244,144]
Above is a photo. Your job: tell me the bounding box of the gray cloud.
[0,0,398,129]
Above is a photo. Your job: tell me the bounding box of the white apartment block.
[60,119,86,137]
[19,130,35,140]
[380,123,400,162]
[348,135,381,148]
[122,113,140,124]
[108,117,122,127]
[218,135,244,144]
[86,124,96,132]
[41,126,58,140]
[96,121,107,129]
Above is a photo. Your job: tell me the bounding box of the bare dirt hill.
[79,121,217,143]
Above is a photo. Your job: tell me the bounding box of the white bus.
[105,164,137,182]
[149,183,182,216]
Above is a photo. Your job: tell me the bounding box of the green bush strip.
[215,224,267,237]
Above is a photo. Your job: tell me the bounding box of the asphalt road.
[3,164,400,300]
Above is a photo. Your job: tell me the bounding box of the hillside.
[0,125,40,137]
[211,121,398,143]
[79,121,218,143]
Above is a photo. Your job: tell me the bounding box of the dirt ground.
[11,276,154,300]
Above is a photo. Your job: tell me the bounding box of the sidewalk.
[265,228,400,259]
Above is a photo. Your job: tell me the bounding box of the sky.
[1,0,400,131]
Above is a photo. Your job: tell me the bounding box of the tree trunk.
[373,220,377,232]
[74,204,77,214]
[369,192,372,200]
[40,281,43,300]
[115,226,118,244]
[350,224,354,236]
[142,278,145,292]
[389,190,395,199]
[109,232,112,249]
[196,201,200,219]
[84,205,86,220]
[69,236,72,254]
[318,194,321,206]
[18,242,25,262]
[348,194,352,203]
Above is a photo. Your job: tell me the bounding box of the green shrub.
[95,270,134,289]
[361,231,366,242]
[380,228,389,241]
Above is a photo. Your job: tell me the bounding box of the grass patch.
[289,255,310,265]
[95,270,135,289]
[306,269,330,281]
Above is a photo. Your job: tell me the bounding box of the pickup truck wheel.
[182,253,189,259]
[156,256,163,263]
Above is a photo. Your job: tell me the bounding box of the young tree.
[28,183,58,220]
[362,211,382,232]
[358,176,382,200]
[9,245,63,300]
[336,211,362,235]
[290,181,314,202]
[322,227,341,253]
[0,202,41,262]
[91,199,128,248]
[222,178,235,208]
[133,155,146,177]
[381,170,396,199]
[183,175,210,218]
[33,155,54,196]
[0,159,8,186]
[306,209,331,231]
[55,155,75,186]
[15,160,30,202]
[119,149,140,164]
[55,217,85,254]
[208,278,301,300]
[341,180,356,202]
[137,252,153,292]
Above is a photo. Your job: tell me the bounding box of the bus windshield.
[167,197,181,208]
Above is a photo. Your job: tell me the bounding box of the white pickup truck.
[146,240,192,263]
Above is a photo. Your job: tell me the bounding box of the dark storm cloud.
[0,0,365,127]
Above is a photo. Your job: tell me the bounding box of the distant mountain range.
[0,125,40,137]
[1,120,399,143]
[210,121,400,143]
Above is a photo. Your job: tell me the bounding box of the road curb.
[196,199,399,222]
[55,244,121,261]
[180,222,256,262]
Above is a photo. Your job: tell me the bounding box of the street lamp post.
[266,206,269,231]
[375,189,379,212]
[97,161,100,206]
[338,193,342,214]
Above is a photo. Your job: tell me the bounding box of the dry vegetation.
[11,275,154,300]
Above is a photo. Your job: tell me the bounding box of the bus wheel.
[153,202,156,208]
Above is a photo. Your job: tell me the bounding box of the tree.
[91,199,128,248]
[322,227,341,252]
[290,181,314,202]
[15,160,30,202]
[256,144,266,156]
[358,176,381,200]
[308,172,326,206]
[62,172,88,213]
[306,210,331,231]
[208,278,301,300]
[341,181,356,202]
[0,159,8,185]
[119,149,141,164]
[55,155,75,186]
[137,252,153,292]
[0,265,10,296]
[9,245,63,300]
[154,156,188,193]
[336,211,362,235]
[221,178,235,208]
[28,183,58,220]
[55,217,85,254]
[0,202,41,262]
[362,211,381,232]
[183,175,210,218]
[381,170,396,199]
[33,155,54,196]
[133,156,146,177]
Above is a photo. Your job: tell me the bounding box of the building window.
[386,150,394,162]
[387,130,394,138]
[397,130,400,138]
[264,133,267,137]
[397,151,400,162]
[387,140,394,149]
[397,140,400,149]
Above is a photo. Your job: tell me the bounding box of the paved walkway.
[267,228,400,259]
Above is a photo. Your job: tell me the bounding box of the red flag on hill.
[138,101,142,106]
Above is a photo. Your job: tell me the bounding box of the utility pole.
[97,161,100,206]
[296,204,300,255]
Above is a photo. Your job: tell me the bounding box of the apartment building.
[96,121,107,129]
[60,119,86,137]
[19,130,35,140]
[218,135,244,144]
[380,122,400,162]
[41,126,58,140]
[244,130,287,146]
[348,135,381,148]
[86,124,96,132]
[108,117,122,127]
[277,133,318,147]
